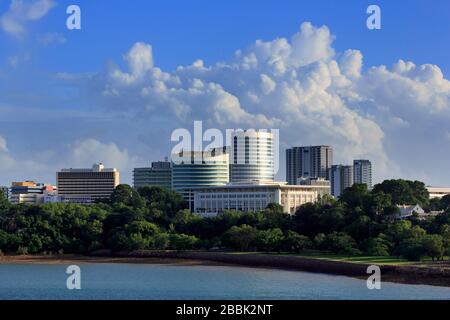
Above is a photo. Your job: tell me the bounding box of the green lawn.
[222,251,447,266]
[225,251,417,266]
[291,253,415,266]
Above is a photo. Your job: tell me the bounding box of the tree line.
[0,179,449,261]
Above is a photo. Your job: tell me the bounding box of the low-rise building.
[193,180,330,216]
[297,177,331,187]
[427,187,450,199]
[9,181,57,205]
[396,204,426,220]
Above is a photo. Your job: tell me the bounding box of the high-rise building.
[9,181,57,205]
[286,146,333,185]
[171,151,229,210]
[57,163,120,204]
[330,165,353,197]
[133,160,172,189]
[230,130,274,182]
[353,160,372,189]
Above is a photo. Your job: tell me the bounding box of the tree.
[339,184,369,209]
[345,215,374,243]
[153,232,170,250]
[110,184,145,207]
[261,203,287,229]
[421,234,444,261]
[127,233,151,251]
[256,228,284,252]
[373,179,429,207]
[223,225,258,251]
[439,195,450,211]
[322,232,361,255]
[398,237,425,261]
[364,235,392,256]
[169,234,199,251]
[283,231,311,253]
[173,209,202,234]
[0,190,8,208]
[138,186,187,217]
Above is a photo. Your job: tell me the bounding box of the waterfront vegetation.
[1,179,450,262]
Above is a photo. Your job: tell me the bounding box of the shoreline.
[2,251,450,288]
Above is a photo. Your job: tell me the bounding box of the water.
[0,263,449,300]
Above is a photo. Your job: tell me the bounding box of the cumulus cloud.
[70,22,391,181]
[0,0,56,38]
[70,139,138,173]
[4,21,450,186]
[0,135,137,185]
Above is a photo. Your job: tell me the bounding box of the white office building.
[193,181,330,216]
[353,160,372,189]
[330,165,353,197]
[230,130,274,182]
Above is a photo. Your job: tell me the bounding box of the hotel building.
[230,130,274,182]
[171,150,229,210]
[133,160,172,189]
[193,181,330,216]
[56,163,120,203]
[286,146,333,185]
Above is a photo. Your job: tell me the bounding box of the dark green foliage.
[256,228,284,252]
[282,231,312,253]
[223,225,258,251]
[321,232,361,255]
[373,179,429,207]
[0,179,449,262]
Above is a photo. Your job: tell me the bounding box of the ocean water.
[0,263,449,300]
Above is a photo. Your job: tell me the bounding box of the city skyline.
[1,0,450,187]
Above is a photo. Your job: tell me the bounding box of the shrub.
[322,232,361,255]
[17,246,29,255]
[283,231,312,253]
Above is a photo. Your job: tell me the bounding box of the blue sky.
[1,0,450,186]
[2,0,449,73]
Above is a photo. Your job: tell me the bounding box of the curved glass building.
[230,130,274,182]
[172,150,229,210]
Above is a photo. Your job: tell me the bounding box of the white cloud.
[5,21,450,186]
[7,52,31,67]
[0,136,8,153]
[38,32,66,45]
[0,135,138,185]
[62,22,389,182]
[0,0,56,38]
[70,138,138,173]
[340,49,363,79]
